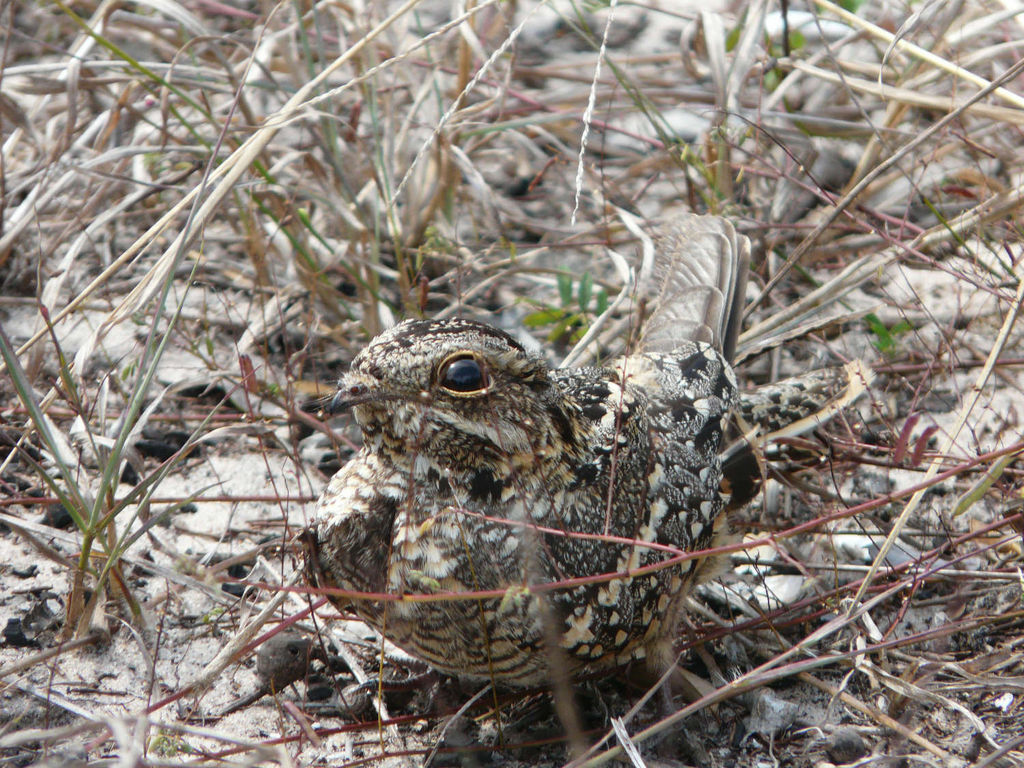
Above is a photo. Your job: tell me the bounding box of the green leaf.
[578,272,593,314]
[548,313,584,342]
[523,308,566,327]
[952,452,1020,517]
[557,273,573,307]
[725,25,741,51]
[498,585,531,613]
[866,313,913,354]
[865,312,894,352]
[408,571,441,593]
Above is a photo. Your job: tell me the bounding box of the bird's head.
[330,319,575,470]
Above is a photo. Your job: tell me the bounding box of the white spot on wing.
[648,497,669,532]
[562,605,596,645]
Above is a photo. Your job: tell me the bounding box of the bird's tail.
[639,213,751,363]
[635,214,875,509]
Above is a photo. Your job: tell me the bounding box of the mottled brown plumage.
[308,214,861,687]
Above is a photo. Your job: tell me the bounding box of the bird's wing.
[639,213,750,362]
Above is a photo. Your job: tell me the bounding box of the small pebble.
[220,632,318,715]
[826,727,868,764]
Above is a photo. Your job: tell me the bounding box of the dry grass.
[1,0,1023,765]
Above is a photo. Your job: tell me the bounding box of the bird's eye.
[438,354,488,394]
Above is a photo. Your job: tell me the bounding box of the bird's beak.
[328,372,381,413]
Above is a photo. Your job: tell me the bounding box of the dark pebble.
[827,727,868,764]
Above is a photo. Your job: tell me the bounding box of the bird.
[307,214,867,687]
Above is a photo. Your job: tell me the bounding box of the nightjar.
[308,214,865,687]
